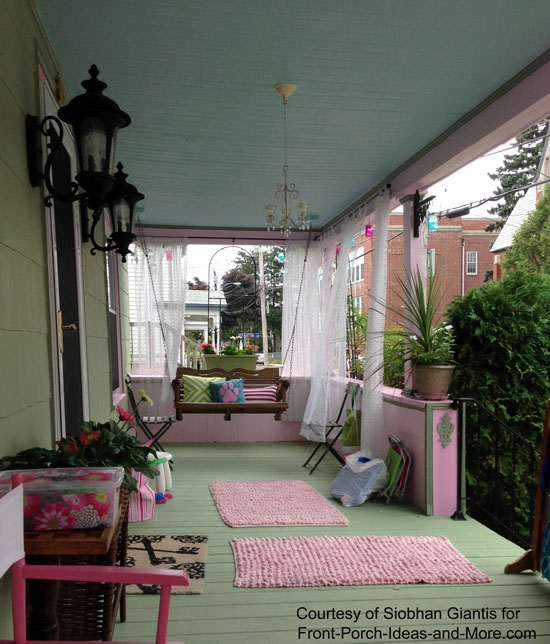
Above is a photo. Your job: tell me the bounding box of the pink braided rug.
[209,481,348,527]
[230,535,491,587]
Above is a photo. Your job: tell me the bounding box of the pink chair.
[0,474,189,644]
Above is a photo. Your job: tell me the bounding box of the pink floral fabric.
[1,467,122,531]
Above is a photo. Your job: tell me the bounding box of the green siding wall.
[0,0,53,457]
[0,0,130,634]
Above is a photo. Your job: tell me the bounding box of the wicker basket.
[55,487,129,640]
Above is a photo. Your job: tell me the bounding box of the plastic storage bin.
[0,467,124,531]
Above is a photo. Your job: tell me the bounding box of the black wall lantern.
[26,65,143,261]
[96,162,144,261]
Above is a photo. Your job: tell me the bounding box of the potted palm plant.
[393,266,455,399]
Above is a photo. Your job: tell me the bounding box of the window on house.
[427,249,436,277]
[106,250,122,396]
[353,296,364,311]
[466,251,478,275]
[349,258,364,283]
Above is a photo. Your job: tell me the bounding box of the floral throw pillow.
[182,375,225,402]
[209,379,245,403]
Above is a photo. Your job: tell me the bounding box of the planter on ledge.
[204,354,258,371]
[413,365,455,400]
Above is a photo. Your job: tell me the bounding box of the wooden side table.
[24,488,129,641]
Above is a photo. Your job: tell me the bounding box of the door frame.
[39,65,90,439]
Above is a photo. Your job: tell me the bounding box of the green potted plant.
[0,409,157,492]
[392,266,455,399]
[203,338,258,370]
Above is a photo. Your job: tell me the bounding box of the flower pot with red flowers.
[0,410,157,493]
[203,342,258,370]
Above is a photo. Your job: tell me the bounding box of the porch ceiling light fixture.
[265,83,310,237]
[26,65,142,261]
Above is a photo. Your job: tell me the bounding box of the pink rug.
[209,481,348,527]
[230,535,491,587]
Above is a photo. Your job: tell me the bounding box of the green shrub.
[448,269,550,429]
[383,329,405,388]
[503,186,550,274]
[446,269,550,544]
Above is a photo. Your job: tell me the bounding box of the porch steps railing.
[454,397,541,549]
[180,334,203,369]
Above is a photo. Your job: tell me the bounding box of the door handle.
[57,311,77,353]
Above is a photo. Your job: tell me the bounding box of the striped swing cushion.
[243,385,278,402]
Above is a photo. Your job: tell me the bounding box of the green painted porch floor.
[116,442,550,643]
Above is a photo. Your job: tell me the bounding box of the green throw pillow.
[182,375,225,402]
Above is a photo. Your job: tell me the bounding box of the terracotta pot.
[413,364,455,400]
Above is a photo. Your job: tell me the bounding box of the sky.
[186,244,244,287]
[428,143,509,217]
[186,142,512,283]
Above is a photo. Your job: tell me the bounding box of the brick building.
[348,213,499,327]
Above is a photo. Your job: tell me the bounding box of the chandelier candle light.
[265,83,310,236]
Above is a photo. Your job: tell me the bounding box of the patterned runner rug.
[209,480,348,526]
[231,535,491,588]
[125,534,208,594]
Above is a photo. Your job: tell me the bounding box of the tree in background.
[485,120,548,232]
[220,267,258,340]
[187,276,208,290]
[221,246,285,350]
[503,187,550,274]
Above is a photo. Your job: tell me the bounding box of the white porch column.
[401,193,427,392]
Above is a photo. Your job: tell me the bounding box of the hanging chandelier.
[265,83,310,236]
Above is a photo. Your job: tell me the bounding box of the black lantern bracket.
[413,189,436,237]
[26,114,84,208]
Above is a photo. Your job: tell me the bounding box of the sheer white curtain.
[361,190,391,454]
[129,236,187,401]
[281,219,355,438]
[281,238,319,420]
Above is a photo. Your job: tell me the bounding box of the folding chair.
[0,474,189,644]
[302,382,360,474]
[125,375,175,453]
[380,434,411,504]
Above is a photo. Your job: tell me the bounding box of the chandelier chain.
[265,83,310,236]
[283,100,287,168]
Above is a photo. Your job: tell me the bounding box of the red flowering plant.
[0,416,156,492]
[243,344,259,355]
[200,342,216,355]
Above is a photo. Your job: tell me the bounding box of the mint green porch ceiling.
[35,0,550,231]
